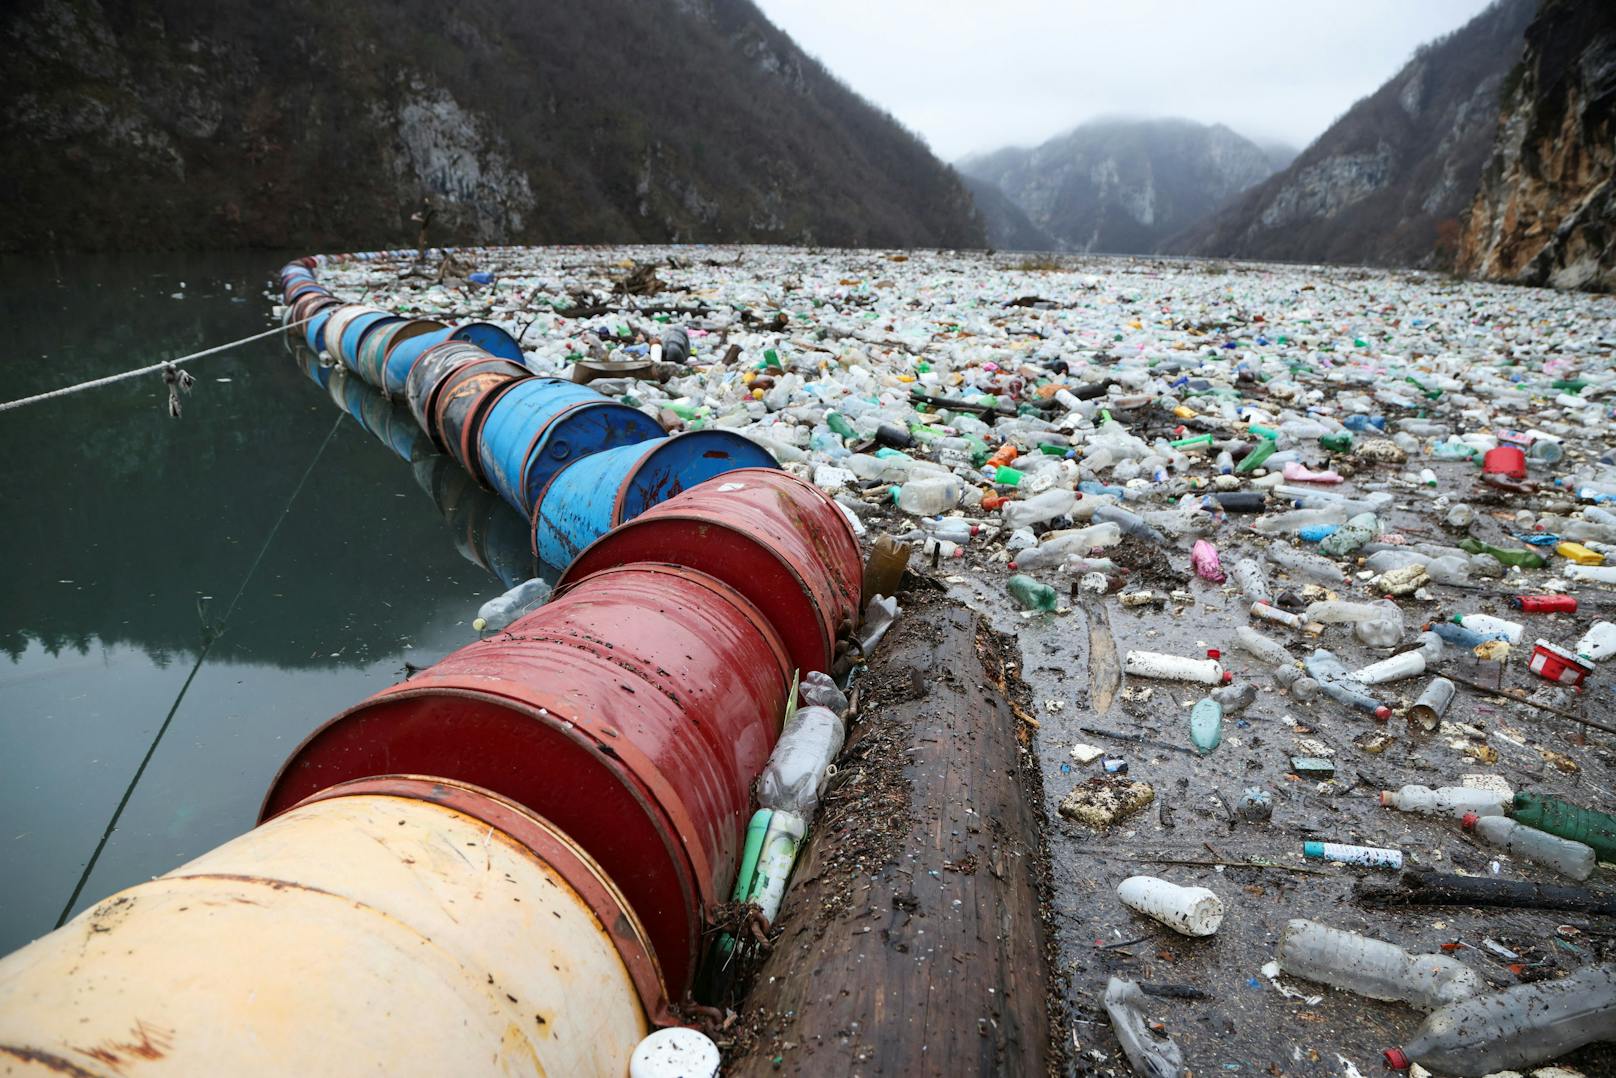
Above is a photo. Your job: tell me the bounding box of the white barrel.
[1116,875,1225,936]
[1122,650,1225,684]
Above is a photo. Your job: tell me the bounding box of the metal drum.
[381,323,454,397]
[402,341,491,443]
[530,431,778,568]
[337,311,401,372]
[431,359,531,481]
[451,321,525,362]
[476,378,665,518]
[262,563,792,998]
[557,468,862,675]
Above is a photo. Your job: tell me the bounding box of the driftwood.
[728,599,1052,1076]
[1355,868,1616,915]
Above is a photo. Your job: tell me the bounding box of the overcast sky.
[752,0,1499,160]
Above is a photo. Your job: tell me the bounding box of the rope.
[54,411,345,927]
[0,316,314,414]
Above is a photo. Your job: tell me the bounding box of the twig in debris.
[1355,869,1616,915]
[1445,674,1616,736]
[1079,724,1200,756]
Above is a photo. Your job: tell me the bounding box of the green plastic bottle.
[1430,442,1477,461]
[1007,574,1058,612]
[1170,433,1214,450]
[1319,432,1354,453]
[825,412,856,441]
[987,464,1025,486]
[1189,698,1223,754]
[1235,438,1277,474]
[1510,793,1616,862]
[1459,537,1547,569]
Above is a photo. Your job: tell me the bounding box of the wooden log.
[1355,868,1616,915]
[727,597,1053,1076]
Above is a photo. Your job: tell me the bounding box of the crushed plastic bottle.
[1276,918,1482,1011]
[472,577,552,632]
[1104,977,1187,1078]
[1007,574,1059,612]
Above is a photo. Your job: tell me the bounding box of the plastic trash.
[1235,626,1293,669]
[894,474,963,515]
[799,670,849,714]
[1304,650,1392,719]
[1210,680,1256,713]
[1189,698,1222,754]
[1451,612,1524,644]
[757,706,844,817]
[1116,876,1224,936]
[1379,785,1508,819]
[859,594,900,653]
[1318,512,1379,556]
[1576,620,1616,659]
[1189,539,1225,582]
[1007,574,1059,612]
[1303,841,1402,869]
[1407,677,1457,730]
[630,1027,721,1078]
[747,810,807,923]
[1123,651,1227,685]
[1462,813,1597,881]
[1103,977,1187,1078]
[472,577,552,632]
[999,489,1079,528]
[1509,792,1616,862]
[1384,963,1616,1073]
[1275,918,1482,1011]
[1351,651,1425,685]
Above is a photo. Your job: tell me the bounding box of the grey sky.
[752,0,1499,160]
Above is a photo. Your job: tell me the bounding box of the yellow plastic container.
[1557,541,1604,565]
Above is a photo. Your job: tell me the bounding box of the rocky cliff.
[0,0,984,253]
[1168,0,1537,268]
[1458,0,1616,291]
[959,119,1277,254]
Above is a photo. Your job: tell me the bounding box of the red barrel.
[431,359,531,480]
[556,469,862,674]
[261,563,791,998]
[1482,445,1527,479]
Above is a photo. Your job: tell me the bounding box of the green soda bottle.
[1319,432,1354,453]
[1510,793,1616,861]
[825,412,857,441]
[1235,438,1277,474]
[1007,574,1058,612]
[987,465,1025,486]
[1459,537,1547,569]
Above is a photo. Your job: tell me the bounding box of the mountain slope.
[0,0,984,253]
[960,175,1056,251]
[1167,0,1536,268]
[1459,0,1616,291]
[958,119,1277,255]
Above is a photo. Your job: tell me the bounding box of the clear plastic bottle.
[1091,502,1167,544]
[1010,524,1122,569]
[919,516,977,543]
[757,706,844,818]
[799,670,848,714]
[1104,977,1187,1078]
[473,577,552,632]
[1231,558,1270,603]
[1251,506,1351,535]
[1577,620,1616,660]
[894,475,963,515]
[1276,919,1482,1011]
[999,489,1079,528]
[1385,963,1616,1074]
[1236,625,1293,669]
[1379,785,1507,819]
[1267,543,1349,585]
[1318,512,1379,556]
[1463,813,1596,881]
[1211,681,1257,713]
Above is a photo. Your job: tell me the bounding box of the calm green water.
[0,252,535,954]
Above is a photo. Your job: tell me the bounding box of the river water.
[0,252,534,955]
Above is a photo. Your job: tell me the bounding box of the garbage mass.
[292,246,1616,1076]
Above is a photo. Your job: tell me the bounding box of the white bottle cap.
[629,1027,721,1078]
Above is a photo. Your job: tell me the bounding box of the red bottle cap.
[1221,671,1234,684]
[1378,791,1393,807]
[1373,705,1392,721]
[1461,812,1479,830]
[1383,1048,1409,1070]
[1207,648,1221,660]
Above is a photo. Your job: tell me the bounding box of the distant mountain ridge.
[1166,0,1537,268]
[958,118,1281,253]
[0,0,984,252]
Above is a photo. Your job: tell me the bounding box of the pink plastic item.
[1191,539,1226,583]
[1283,461,1344,483]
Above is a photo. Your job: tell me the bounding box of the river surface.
[0,252,534,955]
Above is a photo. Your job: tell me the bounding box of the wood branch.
[1355,868,1616,915]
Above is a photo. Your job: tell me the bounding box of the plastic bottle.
[747,810,807,923]
[919,516,977,544]
[862,535,910,599]
[999,489,1078,528]
[894,475,963,515]
[1352,651,1426,685]
[1123,651,1227,685]
[1190,539,1225,582]
[1384,963,1616,1074]
[1104,977,1187,1078]
[1567,564,1616,583]
[1318,512,1379,556]
[757,706,844,817]
[859,595,900,652]
[659,327,691,365]
[1267,543,1349,585]
[1452,612,1524,645]
[1577,621,1616,660]
[1236,625,1293,669]
[1007,574,1059,612]
[1252,506,1350,535]
[1211,681,1257,713]
[1462,813,1596,881]
[1011,524,1122,569]
[1303,650,1392,719]
[1116,876,1224,936]
[799,670,849,714]
[1231,558,1270,603]
[1509,792,1616,862]
[1250,601,1309,632]
[1189,698,1222,754]
[472,577,552,632]
[1303,841,1403,869]
[1091,502,1167,544]
[1379,785,1507,819]
[1276,919,1482,1011]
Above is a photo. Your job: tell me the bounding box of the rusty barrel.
[402,340,491,443]
[0,776,656,1075]
[451,321,525,362]
[431,359,532,482]
[319,306,385,371]
[476,377,665,518]
[557,469,860,675]
[262,563,792,998]
[381,322,455,397]
[531,431,778,568]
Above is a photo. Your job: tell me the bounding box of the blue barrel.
[530,431,779,567]
[304,307,336,354]
[339,312,400,370]
[382,325,454,397]
[451,322,525,362]
[476,378,665,517]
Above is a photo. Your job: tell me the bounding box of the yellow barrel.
[0,777,653,1076]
